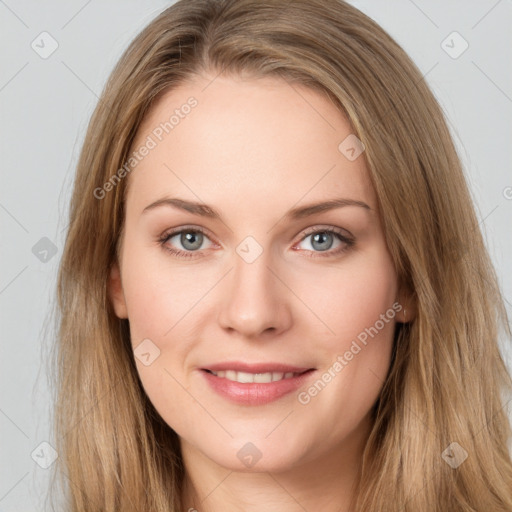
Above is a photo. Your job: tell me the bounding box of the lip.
[200,362,316,406]
[202,361,313,373]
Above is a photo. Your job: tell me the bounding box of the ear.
[395,279,417,324]
[395,293,417,324]
[108,261,128,319]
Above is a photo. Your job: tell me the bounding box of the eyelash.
[158,225,355,259]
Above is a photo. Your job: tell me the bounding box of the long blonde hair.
[52,0,512,510]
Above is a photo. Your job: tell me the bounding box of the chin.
[201,437,307,473]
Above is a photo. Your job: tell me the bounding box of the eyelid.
[297,224,354,242]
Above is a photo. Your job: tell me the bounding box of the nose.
[217,244,292,339]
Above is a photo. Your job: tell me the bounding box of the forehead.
[125,73,375,217]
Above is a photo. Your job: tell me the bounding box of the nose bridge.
[217,236,291,336]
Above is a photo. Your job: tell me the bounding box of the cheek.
[294,245,398,412]
[295,247,398,420]
[119,237,214,402]
[296,244,398,351]
[120,240,204,343]
[119,241,201,423]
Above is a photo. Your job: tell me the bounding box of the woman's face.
[109,73,404,472]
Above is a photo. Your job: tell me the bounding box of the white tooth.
[226,370,237,381]
[216,370,299,383]
[254,372,273,383]
[236,371,255,383]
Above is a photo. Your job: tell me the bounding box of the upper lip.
[201,362,315,374]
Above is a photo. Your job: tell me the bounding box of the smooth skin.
[108,72,412,512]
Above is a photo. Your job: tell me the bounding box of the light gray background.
[1,1,511,510]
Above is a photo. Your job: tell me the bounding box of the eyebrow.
[142,196,372,220]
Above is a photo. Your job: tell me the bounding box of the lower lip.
[201,369,316,405]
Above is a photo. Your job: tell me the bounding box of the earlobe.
[394,283,417,323]
[108,262,128,319]
[397,299,417,324]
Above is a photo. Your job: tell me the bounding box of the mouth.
[202,368,313,384]
[200,364,317,405]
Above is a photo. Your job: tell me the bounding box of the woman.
[53,0,512,510]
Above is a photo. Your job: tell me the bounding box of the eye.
[294,226,355,258]
[159,226,214,259]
